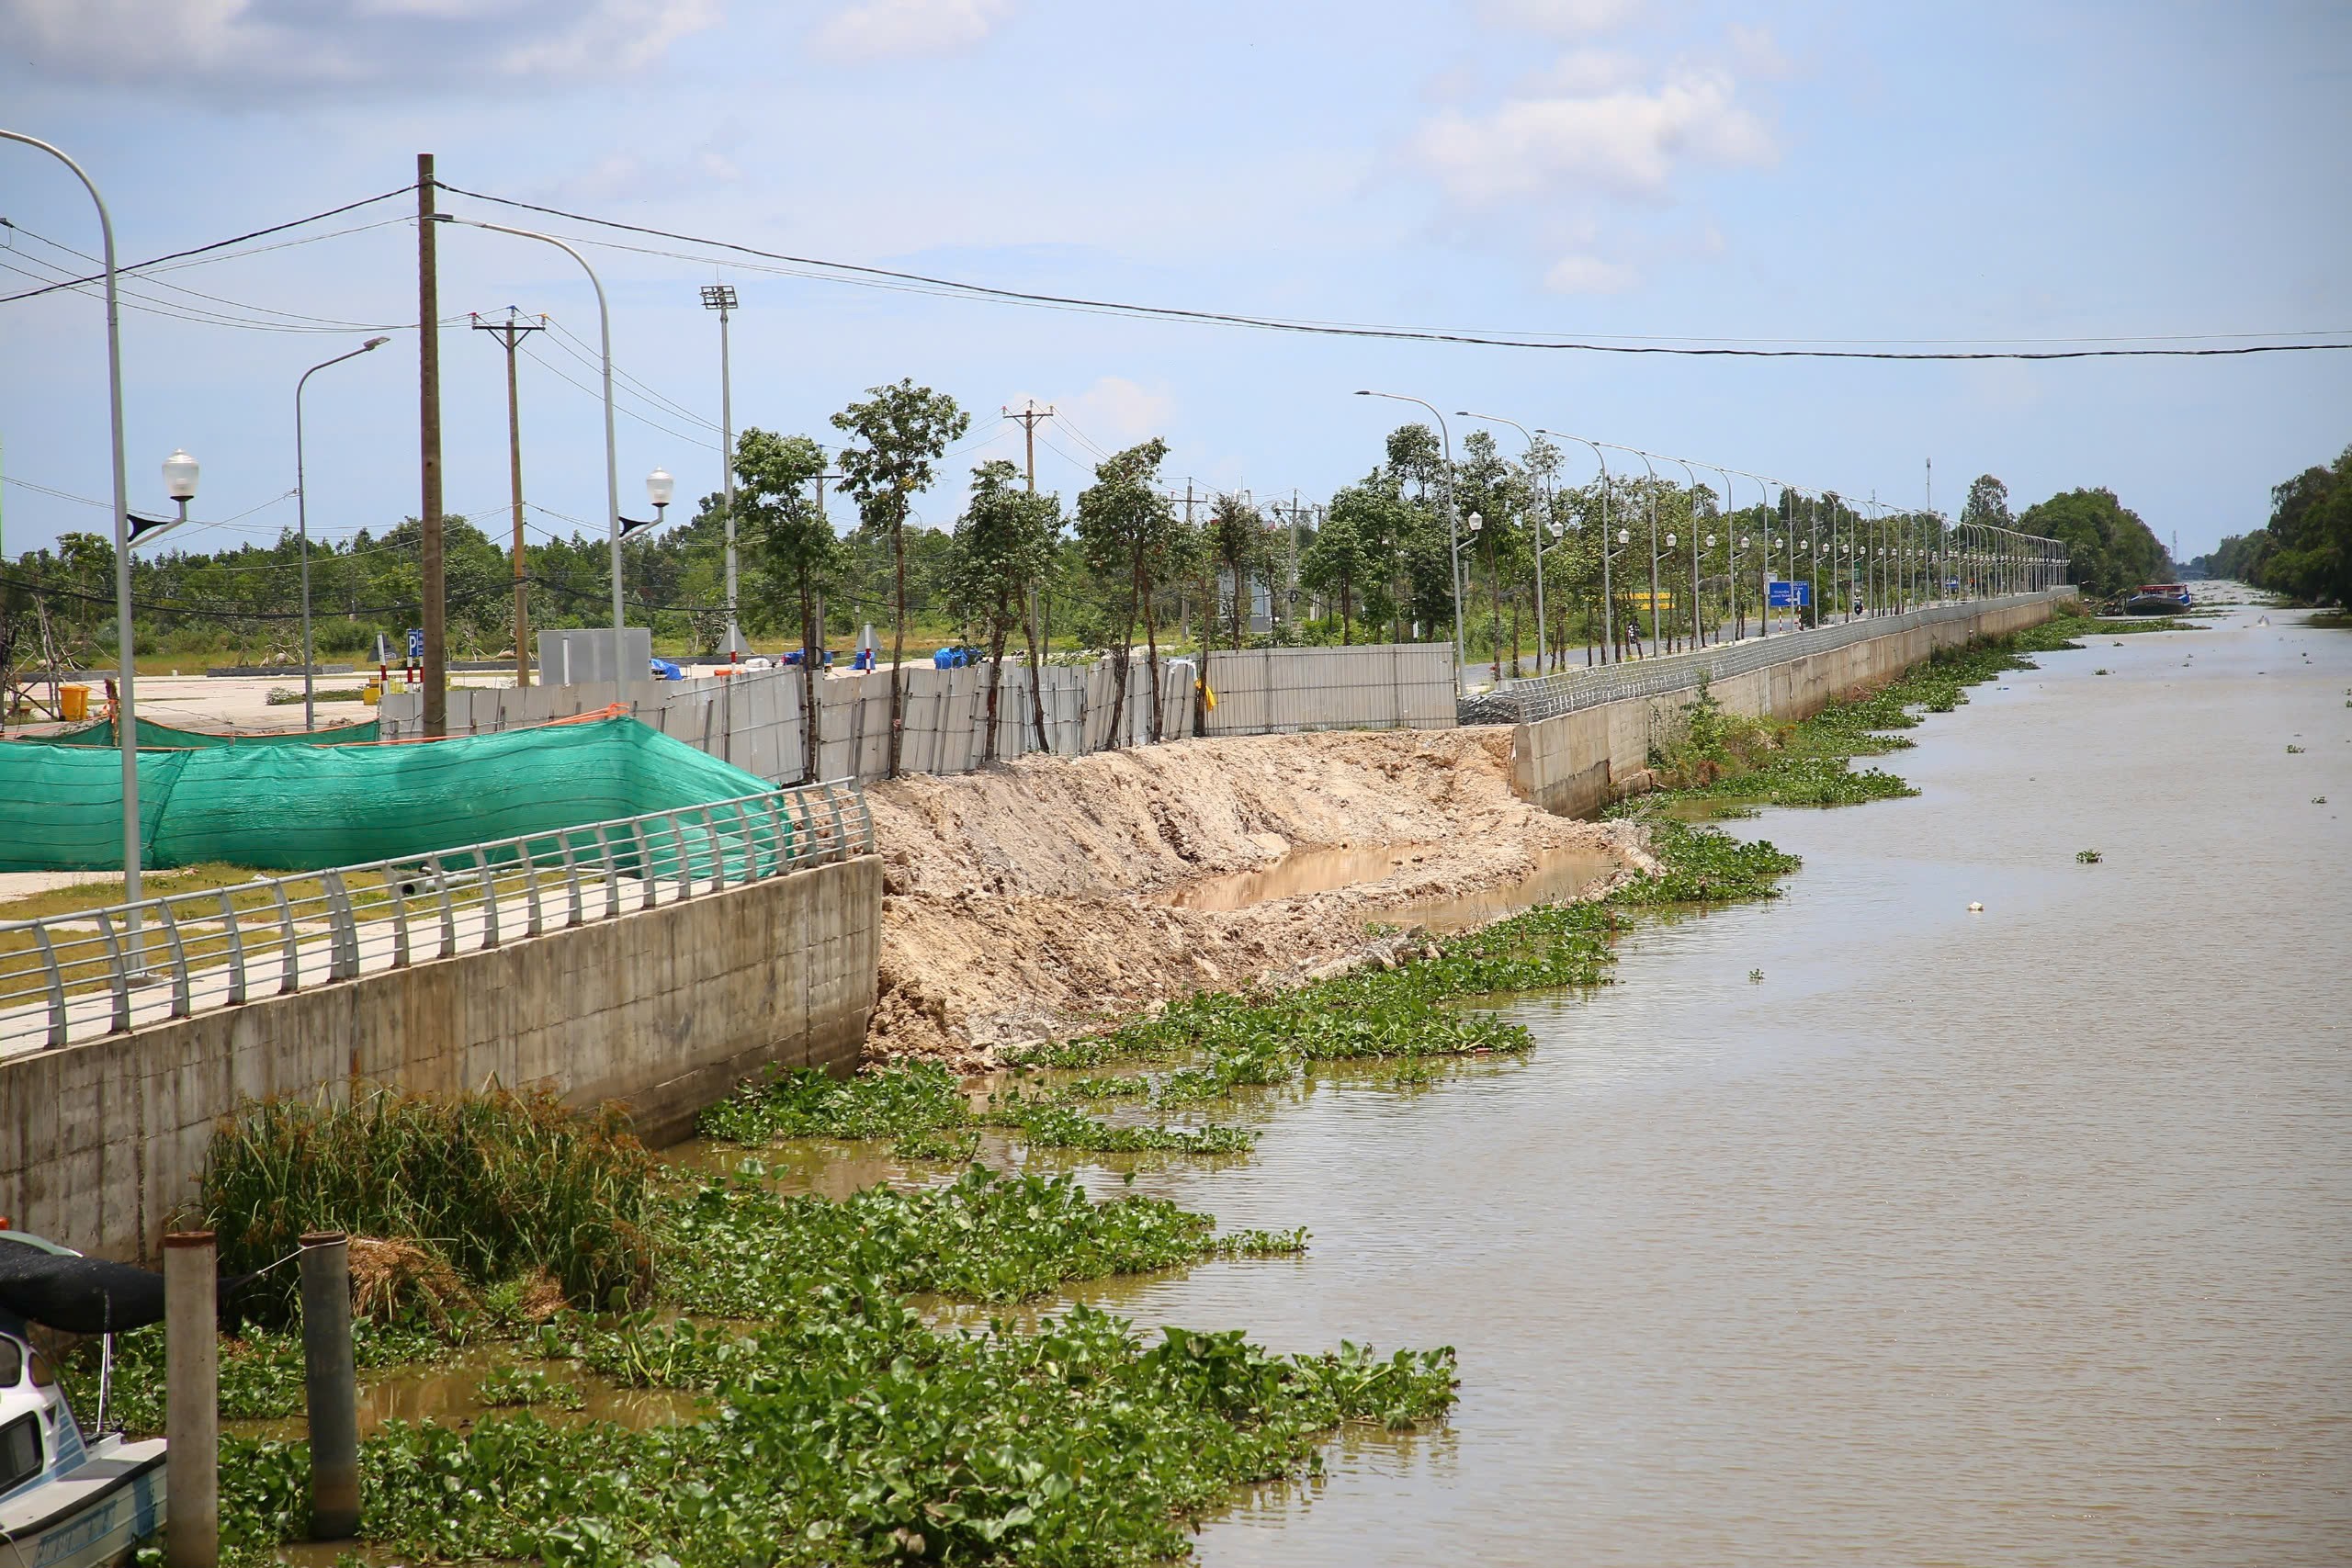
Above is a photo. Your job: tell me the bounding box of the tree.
[734,428,834,778]
[1204,492,1267,650]
[948,459,1058,761]
[2018,486,2167,600]
[1075,438,1185,744]
[1960,474,2012,531]
[831,379,970,777]
[2257,445,2352,607]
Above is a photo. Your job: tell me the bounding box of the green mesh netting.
[0,716,783,874]
[30,716,380,748]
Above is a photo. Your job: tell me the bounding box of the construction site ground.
[864,726,1646,1066]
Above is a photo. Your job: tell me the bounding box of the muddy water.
[1161,844,1444,910]
[1055,604,2352,1566]
[1161,840,1621,931]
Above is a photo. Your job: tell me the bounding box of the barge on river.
[2121,582,2193,615]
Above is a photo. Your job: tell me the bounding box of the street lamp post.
[1539,431,1614,663]
[437,214,635,705]
[1619,447,1665,652]
[1669,458,1705,648]
[1457,412,1550,674]
[700,284,741,660]
[2,129,148,911]
[1356,390,1466,692]
[294,337,390,730]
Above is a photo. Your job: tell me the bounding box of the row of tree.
[6,372,2125,767]
[2198,444,2350,607]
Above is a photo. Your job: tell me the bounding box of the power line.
[0,186,412,306]
[431,180,2352,362]
[1,219,401,332]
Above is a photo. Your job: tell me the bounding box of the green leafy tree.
[2018,486,2167,599]
[1960,474,2012,531]
[1204,493,1267,651]
[831,379,970,776]
[2255,445,2352,607]
[1075,438,1186,744]
[948,459,1059,761]
[734,428,835,777]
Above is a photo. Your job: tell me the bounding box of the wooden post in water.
[300,1233,360,1539]
[164,1230,218,1568]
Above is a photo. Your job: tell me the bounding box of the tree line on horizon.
[2196,444,2350,608]
[5,373,2209,739]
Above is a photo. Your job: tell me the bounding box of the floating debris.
[1967,901,1984,912]
[2076,850,2103,863]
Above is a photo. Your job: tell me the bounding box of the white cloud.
[1414,65,1775,205]
[0,0,718,86]
[1544,254,1639,294]
[1525,47,1643,95]
[1476,0,1644,37]
[809,0,1010,62]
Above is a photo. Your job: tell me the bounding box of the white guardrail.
[1498,591,2073,724]
[0,779,871,1057]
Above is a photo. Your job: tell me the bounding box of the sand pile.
[863,728,1647,1065]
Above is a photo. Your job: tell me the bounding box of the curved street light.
[294,336,391,729]
[1537,430,1617,662]
[2,128,151,918]
[1458,411,1554,674]
[1356,390,1466,692]
[438,213,633,705]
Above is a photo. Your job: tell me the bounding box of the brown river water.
[1058,603,2351,1566]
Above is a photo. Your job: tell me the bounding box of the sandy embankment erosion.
[861,727,1650,1065]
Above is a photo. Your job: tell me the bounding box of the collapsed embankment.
[863,728,1644,1064]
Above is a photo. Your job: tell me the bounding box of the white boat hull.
[0,1438,166,1568]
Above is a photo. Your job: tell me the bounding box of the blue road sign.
[1767,580,1812,608]
[405,627,424,661]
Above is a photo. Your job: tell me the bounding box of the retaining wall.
[0,854,881,1262]
[1511,596,2065,818]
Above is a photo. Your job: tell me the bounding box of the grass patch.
[196,1088,661,1323]
[1617,608,2139,820]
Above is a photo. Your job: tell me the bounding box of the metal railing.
[1498,590,2072,724]
[0,779,872,1056]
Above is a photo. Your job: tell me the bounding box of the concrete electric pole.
[471,307,545,688]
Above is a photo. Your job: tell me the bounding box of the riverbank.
[863,728,1643,1066]
[91,608,2227,1566]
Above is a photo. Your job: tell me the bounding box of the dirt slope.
[863,728,1646,1065]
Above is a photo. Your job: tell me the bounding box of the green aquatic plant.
[2076,849,2103,863]
[220,1308,1454,1568]
[697,1060,968,1145]
[660,1164,1300,1318]
[476,1364,586,1411]
[2286,743,2305,753]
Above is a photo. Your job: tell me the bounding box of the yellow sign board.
[1626,591,1677,610]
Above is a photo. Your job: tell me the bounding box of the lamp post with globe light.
[1354,390,1466,692]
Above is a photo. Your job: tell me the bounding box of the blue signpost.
[1767,581,1812,609]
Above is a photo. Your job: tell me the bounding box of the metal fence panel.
[1499,591,2067,723]
[0,777,872,1058]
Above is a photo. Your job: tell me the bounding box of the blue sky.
[2,0,2346,564]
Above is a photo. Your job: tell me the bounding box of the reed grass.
[196,1087,659,1321]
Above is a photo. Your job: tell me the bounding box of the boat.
[2121,582,2193,615]
[0,1233,168,1567]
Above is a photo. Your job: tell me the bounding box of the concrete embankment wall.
[0,855,881,1262]
[1512,598,2063,818]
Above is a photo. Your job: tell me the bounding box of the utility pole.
[416,153,447,736]
[702,284,741,659]
[472,308,545,687]
[1004,400,1055,492]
